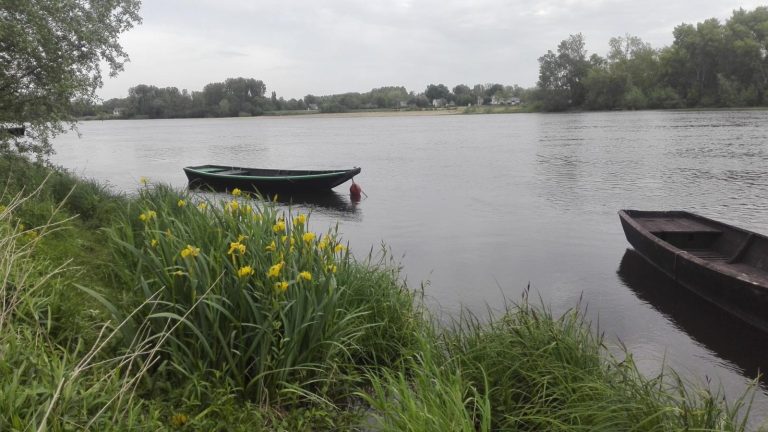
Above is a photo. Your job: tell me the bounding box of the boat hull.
[184,165,361,194]
[619,210,768,332]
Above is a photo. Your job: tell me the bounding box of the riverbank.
[78,105,533,121]
[0,154,759,430]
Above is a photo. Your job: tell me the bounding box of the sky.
[98,0,767,100]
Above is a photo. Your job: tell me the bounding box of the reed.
[0,178,166,430]
[442,298,753,431]
[103,184,421,406]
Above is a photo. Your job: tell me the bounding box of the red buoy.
[350,180,362,202]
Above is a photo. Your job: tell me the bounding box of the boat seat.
[641,217,722,234]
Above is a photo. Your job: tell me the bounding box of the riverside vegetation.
[0,154,760,431]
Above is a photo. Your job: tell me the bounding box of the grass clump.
[102,183,423,408]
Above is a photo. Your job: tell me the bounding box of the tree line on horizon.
[73,6,768,119]
[73,80,527,119]
[533,6,768,111]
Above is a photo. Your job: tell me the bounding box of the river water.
[53,111,768,423]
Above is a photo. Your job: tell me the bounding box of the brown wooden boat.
[619,210,768,332]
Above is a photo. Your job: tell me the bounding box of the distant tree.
[720,7,768,105]
[424,84,451,102]
[0,0,141,158]
[537,33,591,110]
[485,83,504,98]
[663,19,724,106]
[452,84,473,105]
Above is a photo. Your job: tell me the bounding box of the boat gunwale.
[618,209,768,286]
[183,165,360,182]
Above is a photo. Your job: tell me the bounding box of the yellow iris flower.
[180,245,200,258]
[237,265,255,278]
[177,199,186,207]
[302,232,316,243]
[272,220,286,233]
[297,271,312,281]
[228,241,246,256]
[138,210,157,223]
[267,261,285,278]
[231,188,242,196]
[274,281,289,293]
[294,214,307,226]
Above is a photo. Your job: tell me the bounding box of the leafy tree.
[537,34,592,110]
[424,84,451,102]
[0,0,141,158]
[663,19,724,106]
[720,7,768,105]
[452,84,473,105]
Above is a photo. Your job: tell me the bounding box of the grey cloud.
[99,0,767,100]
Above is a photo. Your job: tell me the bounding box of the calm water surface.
[53,111,768,423]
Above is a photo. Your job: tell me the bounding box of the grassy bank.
[0,154,760,430]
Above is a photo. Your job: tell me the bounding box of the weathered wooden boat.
[183,164,361,193]
[619,210,768,332]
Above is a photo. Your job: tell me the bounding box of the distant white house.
[112,107,124,116]
[306,103,319,111]
[490,96,521,106]
[432,98,447,108]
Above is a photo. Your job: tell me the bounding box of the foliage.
[362,337,492,432]
[535,6,768,111]
[102,184,422,406]
[0,0,141,158]
[443,299,753,431]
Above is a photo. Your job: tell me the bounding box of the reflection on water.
[270,191,361,220]
[189,188,361,221]
[617,249,768,388]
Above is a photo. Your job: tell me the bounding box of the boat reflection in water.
[617,248,768,387]
[189,185,360,220]
[269,190,361,220]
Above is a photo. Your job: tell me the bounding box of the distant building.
[432,98,447,108]
[491,96,521,106]
[307,103,319,111]
[112,107,124,116]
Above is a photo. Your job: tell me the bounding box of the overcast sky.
[99,0,766,100]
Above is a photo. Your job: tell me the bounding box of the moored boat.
[183,165,361,193]
[619,210,768,332]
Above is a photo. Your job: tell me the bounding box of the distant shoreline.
[76,105,768,122]
[78,105,530,121]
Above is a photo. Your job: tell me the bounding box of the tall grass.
[103,184,422,406]
[362,297,753,431]
[0,178,166,430]
[443,298,752,431]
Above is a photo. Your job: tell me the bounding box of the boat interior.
[189,165,345,176]
[630,211,768,275]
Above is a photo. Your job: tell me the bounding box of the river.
[53,110,768,423]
